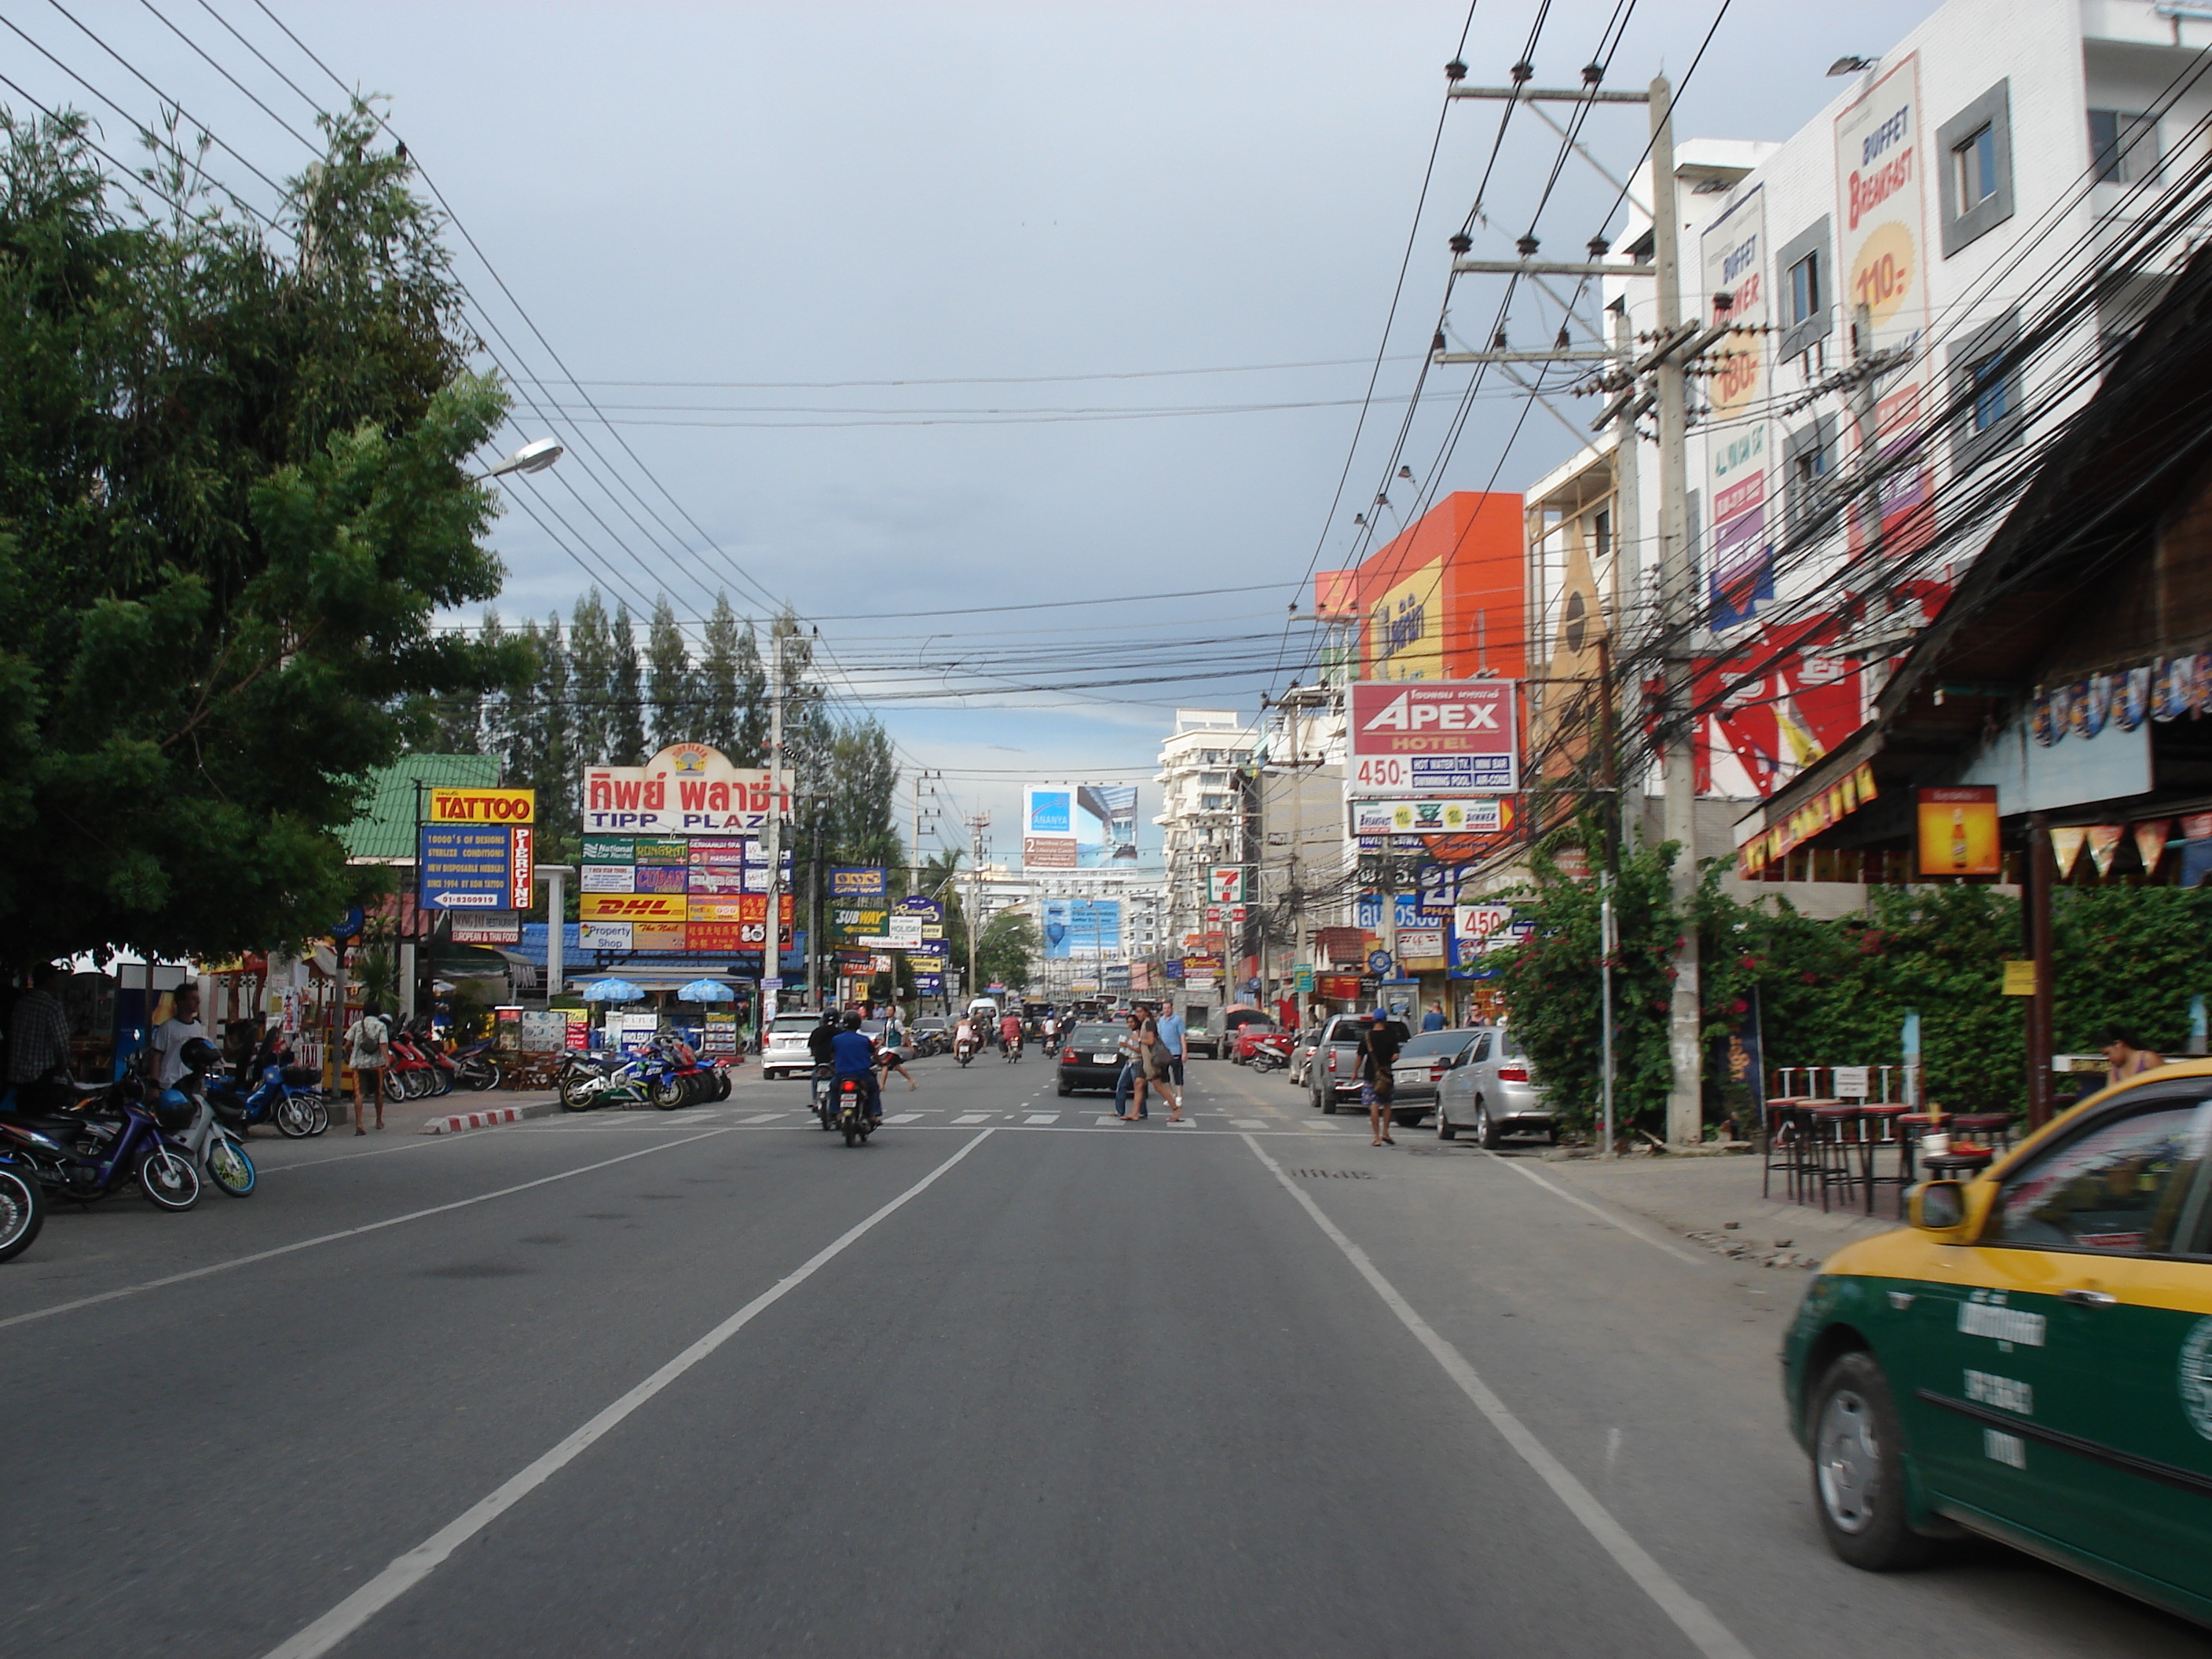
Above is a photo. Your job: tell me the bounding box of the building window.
[1948,308,2023,473]
[1954,125,1998,207]
[1937,81,2014,256]
[1788,251,1819,326]
[1593,507,1611,563]
[2088,109,2159,185]
[1782,415,1837,544]
[1774,215,1833,361]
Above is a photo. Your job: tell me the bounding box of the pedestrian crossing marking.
[1025,1112,1060,1125]
[738,1112,784,1124]
[1231,1118,1269,1129]
[952,1112,991,1125]
[884,1112,922,1124]
[1166,1119,1195,1128]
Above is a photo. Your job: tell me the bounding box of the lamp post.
[475,437,563,481]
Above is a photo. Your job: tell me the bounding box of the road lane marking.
[261,1129,998,1659]
[1231,1118,1269,1129]
[884,1112,923,1124]
[1241,1133,1756,1659]
[1479,1152,1703,1265]
[953,1113,991,1125]
[738,1112,785,1124]
[0,1129,734,1333]
[1024,1113,1060,1125]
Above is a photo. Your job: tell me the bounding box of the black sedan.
[1054,1024,1130,1097]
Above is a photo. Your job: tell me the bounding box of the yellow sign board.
[579,892,688,923]
[2001,960,2038,997]
[428,787,535,825]
[1917,786,2001,877]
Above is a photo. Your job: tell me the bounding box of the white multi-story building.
[1518,0,2211,873]
[1153,709,1255,944]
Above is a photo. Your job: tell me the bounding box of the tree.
[608,599,646,763]
[646,597,695,753]
[976,910,1040,991]
[566,589,613,766]
[0,104,525,964]
[698,594,743,759]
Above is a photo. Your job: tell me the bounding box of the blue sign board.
[419,826,512,910]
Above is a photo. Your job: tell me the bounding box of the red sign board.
[1347,680,1518,795]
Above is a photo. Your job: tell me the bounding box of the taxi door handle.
[2061,1287,2117,1308]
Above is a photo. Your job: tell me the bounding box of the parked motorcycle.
[384,1020,453,1099]
[207,1056,326,1139]
[169,1049,256,1197]
[1,1078,200,1210]
[556,1050,625,1111]
[0,1141,46,1261]
[451,1037,501,1092]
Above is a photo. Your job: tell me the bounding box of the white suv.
[761,1013,825,1080]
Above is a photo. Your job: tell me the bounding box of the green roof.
[342,753,502,862]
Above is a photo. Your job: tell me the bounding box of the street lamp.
[476,437,564,480]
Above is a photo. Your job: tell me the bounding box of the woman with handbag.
[1141,1017,1182,1122]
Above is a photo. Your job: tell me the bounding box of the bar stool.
[1950,1112,2017,1155]
[1807,1101,1862,1212]
[1761,1098,1811,1200]
[1921,1147,1994,1185]
[1894,1111,1950,1187]
[1856,1103,1912,1217]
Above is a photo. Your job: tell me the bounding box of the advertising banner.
[914,972,944,994]
[689,838,748,868]
[1917,786,2001,876]
[887,914,925,947]
[1701,184,1772,628]
[1347,681,1518,795]
[579,892,688,923]
[896,895,945,919]
[831,866,887,897]
[1836,55,1936,565]
[635,865,689,893]
[1346,797,1514,837]
[580,865,639,892]
[1041,898,1122,960]
[1397,926,1447,968]
[429,786,535,825]
[688,896,745,923]
[582,837,635,864]
[450,915,522,946]
[1096,785,1140,862]
[687,922,745,953]
[419,826,515,910]
[1023,786,1079,869]
[581,743,789,837]
[686,868,749,896]
[509,826,533,910]
[633,922,687,951]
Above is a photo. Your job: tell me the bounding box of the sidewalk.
[323,1086,562,1134]
[1529,1148,1896,1269]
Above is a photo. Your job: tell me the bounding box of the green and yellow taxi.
[1783,1061,2212,1626]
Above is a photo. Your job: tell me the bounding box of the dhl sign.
[578,893,688,923]
[428,787,535,824]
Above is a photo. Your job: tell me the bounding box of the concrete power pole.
[965,811,990,1001]
[764,629,786,1022]
[1649,74,1703,1148]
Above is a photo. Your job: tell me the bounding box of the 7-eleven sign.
[1210,866,1244,904]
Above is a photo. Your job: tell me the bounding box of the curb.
[420,1100,561,1136]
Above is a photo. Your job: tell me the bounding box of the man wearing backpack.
[346,1004,391,1134]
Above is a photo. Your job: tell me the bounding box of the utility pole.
[764,629,786,1022]
[806,817,822,1012]
[965,811,990,1001]
[1649,73,1703,1148]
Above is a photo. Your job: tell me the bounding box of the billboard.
[581,743,789,837]
[1701,184,1772,628]
[419,826,518,910]
[1346,797,1514,837]
[830,866,887,897]
[1917,786,2000,877]
[1835,54,1936,566]
[428,787,535,825]
[1024,786,1078,869]
[1347,680,1518,795]
[1041,898,1122,960]
[1089,785,1139,862]
[1350,493,1526,683]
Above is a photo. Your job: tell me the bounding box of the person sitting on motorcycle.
[953,1014,976,1056]
[830,1010,881,1123]
[808,1005,839,1106]
[998,1011,1023,1056]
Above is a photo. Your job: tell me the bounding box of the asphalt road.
[5,1053,2205,1657]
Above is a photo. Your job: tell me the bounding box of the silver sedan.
[1435,1024,1555,1148]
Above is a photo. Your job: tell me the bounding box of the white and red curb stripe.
[422,1105,529,1135]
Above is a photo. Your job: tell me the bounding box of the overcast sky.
[13,0,1946,865]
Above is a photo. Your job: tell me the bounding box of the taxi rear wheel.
[1811,1351,1934,1571]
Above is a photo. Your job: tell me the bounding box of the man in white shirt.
[147,983,205,1090]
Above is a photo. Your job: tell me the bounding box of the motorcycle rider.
[830,1009,882,1125]
[998,1009,1023,1059]
[807,1004,839,1108]
[953,1012,977,1061]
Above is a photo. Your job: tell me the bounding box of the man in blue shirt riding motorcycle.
[829,1009,882,1123]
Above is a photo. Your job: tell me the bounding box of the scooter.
[451,1037,501,1092]
[207,1057,325,1138]
[1002,1036,1022,1064]
[954,1038,975,1068]
[170,1066,256,1197]
[0,1077,200,1210]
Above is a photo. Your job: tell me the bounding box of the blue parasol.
[676,979,736,1003]
[580,977,646,1002]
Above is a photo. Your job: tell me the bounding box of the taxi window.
[1988,1097,2212,1255]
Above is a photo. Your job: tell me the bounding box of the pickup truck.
[1306,1014,1414,1118]
[1185,1005,1218,1060]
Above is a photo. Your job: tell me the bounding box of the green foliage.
[1494,837,1683,1141]
[0,105,521,964]
[977,910,1040,990]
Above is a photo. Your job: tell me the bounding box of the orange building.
[1316,491,1526,683]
